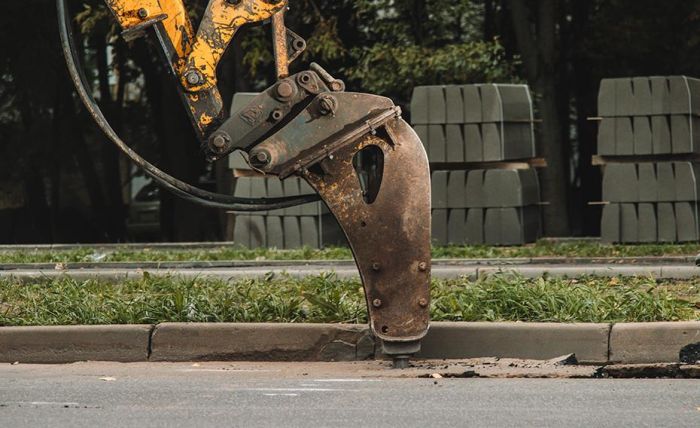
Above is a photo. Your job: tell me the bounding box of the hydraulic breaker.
[58,0,432,366]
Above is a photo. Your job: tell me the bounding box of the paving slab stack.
[227,93,345,249]
[411,84,542,245]
[598,76,700,243]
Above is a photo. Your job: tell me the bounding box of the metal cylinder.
[271,10,289,80]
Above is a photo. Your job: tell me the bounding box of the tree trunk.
[571,0,601,236]
[508,0,571,236]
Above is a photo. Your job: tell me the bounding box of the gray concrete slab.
[418,322,610,363]
[447,209,466,245]
[610,322,700,364]
[615,78,635,116]
[597,78,616,116]
[652,115,672,154]
[615,117,634,155]
[444,124,464,162]
[300,216,319,248]
[427,85,446,124]
[637,203,658,243]
[658,202,678,243]
[282,216,301,249]
[462,85,482,123]
[481,123,502,161]
[650,76,671,115]
[597,117,616,155]
[151,323,372,362]
[675,202,699,242]
[431,171,449,208]
[669,75,700,116]
[633,116,652,154]
[409,86,429,124]
[446,171,467,208]
[0,325,151,363]
[463,123,483,162]
[465,207,484,245]
[431,209,448,246]
[657,162,677,201]
[632,77,653,116]
[620,203,639,243]
[674,162,700,201]
[600,203,620,244]
[428,124,446,162]
[444,86,464,124]
[638,163,658,202]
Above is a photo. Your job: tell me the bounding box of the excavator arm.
[59,0,432,366]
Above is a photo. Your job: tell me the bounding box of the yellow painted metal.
[104,0,286,132]
[182,0,287,91]
[104,0,195,59]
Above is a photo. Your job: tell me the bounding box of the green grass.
[1,241,699,264]
[1,273,697,326]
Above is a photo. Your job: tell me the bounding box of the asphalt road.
[1,362,698,428]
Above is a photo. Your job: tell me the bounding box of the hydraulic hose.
[56,0,320,211]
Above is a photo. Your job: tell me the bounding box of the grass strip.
[1,273,697,326]
[0,241,699,264]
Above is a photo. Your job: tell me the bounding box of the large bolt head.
[250,150,271,168]
[212,135,227,150]
[318,95,338,115]
[185,70,204,86]
[276,81,294,99]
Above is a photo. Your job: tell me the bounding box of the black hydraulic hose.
[56,0,320,211]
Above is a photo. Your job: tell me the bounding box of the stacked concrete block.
[601,162,700,243]
[598,76,700,243]
[411,84,536,163]
[597,77,700,155]
[226,93,345,249]
[431,169,542,246]
[229,156,346,249]
[412,84,542,246]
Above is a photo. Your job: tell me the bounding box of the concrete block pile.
[599,77,700,243]
[227,93,345,249]
[412,84,542,245]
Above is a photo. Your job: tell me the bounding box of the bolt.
[318,94,338,115]
[270,109,284,122]
[418,262,428,272]
[372,299,382,308]
[137,8,149,19]
[276,81,294,98]
[329,81,344,92]
[211,134,228,151]
[252,151,270,166]
[298,73,312,84]
[418,298,428,308]
[372,262,381,271]
[185,70,204,86]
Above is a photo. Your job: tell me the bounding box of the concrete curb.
[1,322,699,365]
[0,325,152,363]
[418,322,611,363]
[0,264,697,281]
[609,322,700,364]
[0,256,694,271]
[150,323,375,362]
